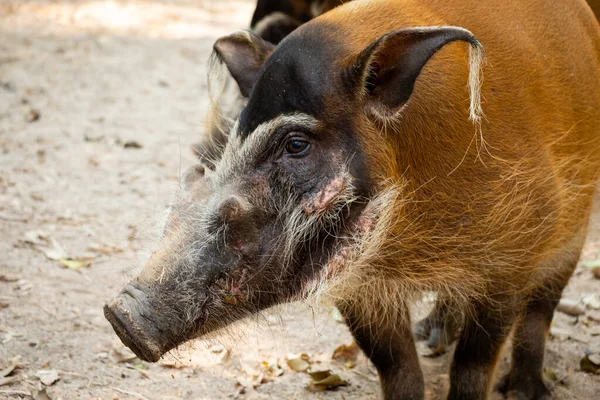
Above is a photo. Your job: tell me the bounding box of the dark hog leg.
[448,296,520,400]
[339,301,425,400]
[496,244,583,400]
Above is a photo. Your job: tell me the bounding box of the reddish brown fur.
[300,0,600,397]
[313,0,599,296]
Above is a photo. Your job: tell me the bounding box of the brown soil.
[1,1,599,399]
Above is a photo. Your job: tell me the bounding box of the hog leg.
[338,302,425,400]
[414,295,463,355]
[448,297,519,400]
[496,253,579,400]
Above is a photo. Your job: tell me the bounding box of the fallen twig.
[350,368,378,382]
[111,387,150,400]
[0,389,31,396]
[35,303,57,318]
[55,369,93,387]
[0,213,29,223]
[125,364,153,380]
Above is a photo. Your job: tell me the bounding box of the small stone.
[583,293,600,310]
[549,327,570,341]
[25,109,40,123]
[556,299,585,316]
[36,369,59,386]
[123,141,142,149]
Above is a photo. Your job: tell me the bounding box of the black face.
[103,19,383,363]
[103,102,372,361]
[238,25,337,138]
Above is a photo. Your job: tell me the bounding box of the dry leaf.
[344,361,357,369]
[580,260,600,269]
[332,341,360,362]
[15,279,33,296]
[207,343,230,363]
[556,299,585,316]
[0,376,20,386]
[58,258,90,270]
[34,388,53,400]
[0,358,21,385]
[308,369,348,391]
[23,231,67,261]
[236,372,264,390]
[26,108,40,123]
[580,350,600,374]
[84,134,104,143]
[588,354,600,366]
[286,353,311,372]
[0,363,16,378]
[159,359,187,369]
[0,274,19,283]
[124,141,143,149]
[543,367,558,382]
[111,347,138,363]
[36,369,59,386]
[582,293,600,310]
[87,243,124,255]
[6,356,25,370]
[261,359,284,380]
[549,327,570,341]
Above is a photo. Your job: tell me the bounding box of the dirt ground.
[0,1,599,399]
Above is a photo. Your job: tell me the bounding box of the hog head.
[105,23,482,362]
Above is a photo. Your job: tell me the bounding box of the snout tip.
[104,300,163,363]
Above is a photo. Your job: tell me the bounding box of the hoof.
[496,373,552,400]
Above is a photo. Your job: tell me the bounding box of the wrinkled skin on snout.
[105,116,372,362]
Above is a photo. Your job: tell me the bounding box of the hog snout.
[104,282,173,362]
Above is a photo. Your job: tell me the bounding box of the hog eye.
[285,138,310,155]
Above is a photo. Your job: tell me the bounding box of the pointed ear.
[347,26,484,121]
[213,30,275,97]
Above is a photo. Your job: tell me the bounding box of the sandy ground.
[0,1,599,399]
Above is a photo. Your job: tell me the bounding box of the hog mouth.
[104,187,392,363]
[103,300,164,362]
[104,283,187,363]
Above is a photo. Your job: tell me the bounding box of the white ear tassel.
[467,40,485,124]
[207,51,228,106]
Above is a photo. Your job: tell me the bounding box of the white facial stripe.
[240,113,318,155]
[215,113,319,181]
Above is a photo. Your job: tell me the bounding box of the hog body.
[106,0,600,399]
